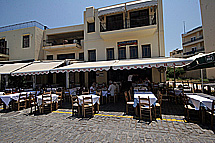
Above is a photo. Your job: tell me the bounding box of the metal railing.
[182,35,203,45]
[183,47,205,55]
[100,15,156,32]
[0,47,9,55]
[0,21,44,32]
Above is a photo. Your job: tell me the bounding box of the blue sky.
[0,0,202,56]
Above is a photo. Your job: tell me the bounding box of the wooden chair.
[55,91,63,109]
[152,82,159,94]
[64,90,71,103]
[184,96,198,122]
[71,96,80,116]
[30,93,38,114]
[82,96,94,118]
[109,89,117,103]
[41,94,52,114]
[124,91,134,114]
[139,96,152,122]
[167,87,177,103]
[205,100,215,130]
[14,93,27,111]
[43,91,51,95]
[154,90,163,119]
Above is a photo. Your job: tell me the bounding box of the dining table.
[37,94,59,106]
[78,94,100,113]
[133,91,157,108]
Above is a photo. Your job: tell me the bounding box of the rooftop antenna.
[183,21,186,34]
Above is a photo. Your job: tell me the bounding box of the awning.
[98,4,125,17]
[51,60,118,73]
[11,61,64,76]
[126,0,157,11]
[183,51,215,71]
[112,57,192,70]
[0,63,31,75]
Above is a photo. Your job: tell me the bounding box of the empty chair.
[71,96,80,116]
[184,96,198,122]
[55,91,63,109]
[14,93,27,111]
[82,96,94,117]
[154,90,163,119]
[139,96,152,122]
[41,94,52,114]
[124,91,134,114]
[30,93,38,114]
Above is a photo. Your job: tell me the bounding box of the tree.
[166,67,185,78]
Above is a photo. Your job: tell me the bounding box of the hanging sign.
[117,40,138,47]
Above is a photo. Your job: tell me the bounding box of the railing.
[100,15,156,32]
[183,47,205,55]
[44,39,82,48]
[0,47,9,55]
[182,35,203,45]
[0,21,45,32]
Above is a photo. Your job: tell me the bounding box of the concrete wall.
[0,26,43,60]
[200,0,215,79]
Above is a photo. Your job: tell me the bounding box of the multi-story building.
[0,21,44,61]
[182,26,204,58]
[200,0,215,79]
[170,48,183,58]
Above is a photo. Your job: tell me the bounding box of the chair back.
[56,91,63,100]
[72,96,79,105]
[124,91,129,102]
[128,90,132,101]
[82,95,93,106]
[42,94,52,104]
[138,96,150,107]
[19,93,27,102]
[157,90,163,105]
[44,91,51,95]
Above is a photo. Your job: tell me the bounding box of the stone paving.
[0,100,215,142]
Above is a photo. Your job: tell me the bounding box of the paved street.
[0,100,215,143]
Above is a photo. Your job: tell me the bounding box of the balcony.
[182,35,203,46]
[183,47,205,56]
[0,47,9,59]
[100,15,156,39]
[43,40,82,52]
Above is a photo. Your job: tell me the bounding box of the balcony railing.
[0,47,9,55]
[183,47,205,55]
[44,39,82,47]
[100,15,156,32]
[182,35,203,45]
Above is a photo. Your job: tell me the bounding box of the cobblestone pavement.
[0,100,215,143]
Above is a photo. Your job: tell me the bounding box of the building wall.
[0,26,43,60]
[200,0,215,79]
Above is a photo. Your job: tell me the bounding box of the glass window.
[79,53,84,61]
[57,53,75,60]
[106,14,123,31]
[118,47,126,60]
[142,44,151,58]
[23,35,30,48]
[88,22,95,33]
[107,48,114,60]
[88,50,96,61]
[47,55,53,60]
[129,46,138,59]
[130,9,149,28]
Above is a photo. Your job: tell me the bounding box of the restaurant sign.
[205,55,214,63]
[117,40,138,47]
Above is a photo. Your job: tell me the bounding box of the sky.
[0,0,202,56]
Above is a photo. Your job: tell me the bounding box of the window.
[88,50,96,61]
[23,35,30,48]
[142,44,151,58]
[88,22,95,33]
[129,46,138,59]
[79,53,84,61]
[192,47,197,52]
[106,14,123,31]
[0,39,8,55]
[191,36,196,42]
[47,55,53,60]
[57,53,75,60]
[107,48,114,60]
[130,9,149,28]
[118,47,126,60]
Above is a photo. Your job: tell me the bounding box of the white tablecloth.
[0,93,20,106]
[133,92,157,107]
[102,91,108,97]
[78,95,100,106]
[0,92,5,95]
[21,91,40,96]
[37,94,59,106]
[186,94,213,110]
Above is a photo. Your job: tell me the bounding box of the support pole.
[65,60,70,89]
[33,75,36,89]
[201,69,203,93]
[174,66,176,88]
[5,75,8,88]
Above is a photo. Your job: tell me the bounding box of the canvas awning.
[51,60,118,73]
[0,63,31,75]
[183,52,215,71]
[126,0,157,11]
[11,61,64,76]
[98,4,125,17]
[112,57,192,70]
